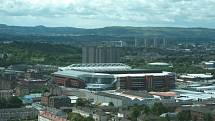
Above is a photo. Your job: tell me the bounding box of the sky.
[0,0,215,28]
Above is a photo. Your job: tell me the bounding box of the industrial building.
[93,91,156,107]
[201,61,215,70]
[93,90,178,107]
[54,63,176,91]
[148,62,173,68]
[82,46,121,63]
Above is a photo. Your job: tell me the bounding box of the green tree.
[0,98,7,108]
[7,96,23,108]
[108,102,114,107]
[151,102,167,115]
[130,106,141,121]
[67,112,95,121]
[203,113,213,121]
[84,116,95,121]
[177,111,191,121]
[143,106,151,115]
[68,112,85,121]
[76,98,87,107]
[159,117,168,121]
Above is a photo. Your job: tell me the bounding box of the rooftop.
[149,92,177,97]
[50,96,70,99]
[180,74,213,79]
[23,93,42,99]
[53,70,113,79]
[98,90,154,101]
[54,70,174,79]
[39,111,68,121]
[174,89,215,101]
[23,79,46,82]
[59,63,131,72]
[148,62,171,66]
[113,71,174,78]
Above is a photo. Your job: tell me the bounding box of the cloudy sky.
[0,0,215,28]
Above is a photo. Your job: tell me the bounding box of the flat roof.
[23,79,46,82]
[113,71,174,78]
[174,89,215,101]
[102,69,163,74]
[96,91,154,101]
[195,85,215,90]
[149,92,177,97]
[53,70,113,80]
[180,74,213,79]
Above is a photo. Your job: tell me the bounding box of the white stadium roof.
[59,63,131,72]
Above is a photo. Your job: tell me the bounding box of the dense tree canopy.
[0,42,81,66]
[67,112,95,121]
[0,96,23,109]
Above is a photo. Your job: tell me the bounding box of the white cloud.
[0,0,215,28]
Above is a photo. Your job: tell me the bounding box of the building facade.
[38,111,69,121]
[0,108,38,121]
[116,73,176,91]
[0,90,13,99]
[49,96,71,109]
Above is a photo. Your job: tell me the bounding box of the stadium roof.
[113,71,174,78]
[59,63,131,72]
[53,70,113,79]
[54,70,174,79]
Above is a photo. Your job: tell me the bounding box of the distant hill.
[0,24,215,42]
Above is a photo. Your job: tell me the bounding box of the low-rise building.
[15,86,30,96]
[0,90,13,99]
[179,74,213,82]
[148,62,173,68]
[22,93,42,104]
[0,107,38,121]
[38,111,69,121]
[201,61,215,70]
[49,96,71,109]
[149,91,177,104]
[93,91,159,107]
[21,79,47,89]
[25,69,43,80]
[41,86,63,106]
[17,79,47,94]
